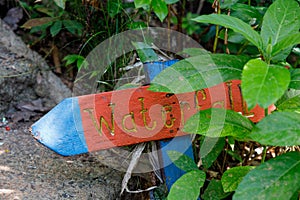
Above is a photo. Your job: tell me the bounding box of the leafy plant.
[134,0,173,22]
[149,0,300,199]
[63,54,87,70]
[21,2,83,38]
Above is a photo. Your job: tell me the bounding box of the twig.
[196,0,206,15]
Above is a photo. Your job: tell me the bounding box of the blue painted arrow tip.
[31,97,88,156]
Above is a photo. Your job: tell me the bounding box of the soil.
[0,17,158,199]
[0,18,128,200]
[0,121,123,200]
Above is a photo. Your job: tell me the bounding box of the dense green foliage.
[149,0,300,199]
[14,0,300,199]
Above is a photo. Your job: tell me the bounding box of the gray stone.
[0,19,71,116]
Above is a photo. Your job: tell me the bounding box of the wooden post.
[144,60,195,191]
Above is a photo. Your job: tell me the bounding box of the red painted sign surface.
[78,80,267,152]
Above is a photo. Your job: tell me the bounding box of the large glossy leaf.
[149,54,249,93]
[250,111,300,146]
[193,14,263,50]
[152,0,168,22]
[167,151,198,172]
[272,33,300,58]
[221,166,255,193]
[168,170,206,200]
[290,68,300,90]
[233,152,300,200]
[241,59,290,109]
[183,108,253,141]
[260,0,300,48]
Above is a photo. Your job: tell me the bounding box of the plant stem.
[264,108,269,117]
[213,0,220,53]
[261,145,267,163]
[261,107,269,164]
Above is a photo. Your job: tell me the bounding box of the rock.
[0,19,71,116]
[3,7,23,30]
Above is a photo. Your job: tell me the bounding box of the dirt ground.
[0,121,124,200]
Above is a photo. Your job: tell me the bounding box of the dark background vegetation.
[2,0,296,91]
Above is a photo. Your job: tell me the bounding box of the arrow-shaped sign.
[31,80,265,156]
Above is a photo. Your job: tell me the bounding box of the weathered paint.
[31,71,268,156]
[144,61,195,192]
[31,97,88,156]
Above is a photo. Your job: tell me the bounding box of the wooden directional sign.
[31,79,266,156]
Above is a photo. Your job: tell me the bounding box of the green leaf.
[233,152,300,200]
[50,21,62,37]
[167,151,198,172]
[272,33,300,58]
[149,54,249,93]
[193,14,263,50]
[277,94,300,112]
[76,56,87,70]
[63,20,83,35]
[202,179,231,200]
[276,88,300,106]
[250,111,300,146]
[219,29,246,44]
[168,170,205,200]
[54,0,66,9]
[22,17,53,29]
[183,108,253,140]
[231,3,263,25]
[201,137,225,169]
[108,0,122,17]
[241,59,290,109]
[132,42,158,63]
[165,0,179,4]
[178,48,209,57]
[63,54,79,66]
[260,0,300,49]
[134,0,151,8]
[221,166,255,193]
[35,7,55,17]
[219,0,239,9]
[127,21,147,29]
[226,149,243,162]
[152,0,168,22]
[291,190,300,200]
[290,68,300,90]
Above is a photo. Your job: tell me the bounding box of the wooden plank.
[31,79,267,156]
[144,60,195,191]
